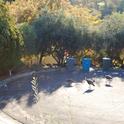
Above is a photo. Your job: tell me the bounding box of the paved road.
[0,111,22,124]
[0,69,124,124]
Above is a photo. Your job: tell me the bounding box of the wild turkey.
[85,78,95,89]
[105,75,113,85]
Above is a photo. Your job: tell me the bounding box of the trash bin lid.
[103,57,111,60]
[82,58,91,60]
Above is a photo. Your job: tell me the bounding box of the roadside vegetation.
[1,0,124,75]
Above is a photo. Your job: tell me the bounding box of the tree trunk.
[9,70,12,77]
[39,52,43,64]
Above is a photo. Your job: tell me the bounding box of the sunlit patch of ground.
[1,69,124,124]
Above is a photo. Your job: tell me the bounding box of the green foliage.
[31,11,85,65]
[100,13,124,51]
[0,2,23,72]
[7,0,42,23]
[1,0,124,69]
[71,0,124,16]
[32,12,55,63]
[91,12,124,67]
[117,0,124,12]
[20,23,36,55]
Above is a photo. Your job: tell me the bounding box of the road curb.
[0,111,23,124]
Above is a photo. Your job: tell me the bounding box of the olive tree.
[32,11,84,65]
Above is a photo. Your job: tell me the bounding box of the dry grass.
[21,55,57,66]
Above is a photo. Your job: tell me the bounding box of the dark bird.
[85,78,95,89]
[105,75,113,86]
[105,75,112,80]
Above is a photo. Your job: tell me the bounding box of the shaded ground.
[0,68,124,124]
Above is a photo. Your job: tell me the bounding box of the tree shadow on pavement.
[0,68,124,109]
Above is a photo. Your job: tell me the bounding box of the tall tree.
[0,2,23,73]
[99,12,124,58]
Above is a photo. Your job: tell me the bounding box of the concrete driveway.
[0,111,22,124]
[0,69,124,124]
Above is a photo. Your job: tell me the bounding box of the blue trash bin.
[82,58,91,72]
[66,57,76,71]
